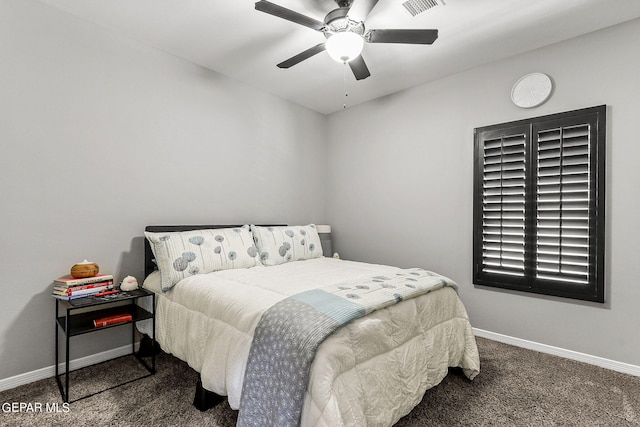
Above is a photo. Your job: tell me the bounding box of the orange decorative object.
[70,260,100,278]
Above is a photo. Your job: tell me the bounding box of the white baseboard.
[0,345,133,392]
[473,328,640,377]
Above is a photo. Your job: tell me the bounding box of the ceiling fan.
[255,0,439,80]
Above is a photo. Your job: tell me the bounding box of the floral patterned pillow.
[251,224,323,266]
[145,225,260,291]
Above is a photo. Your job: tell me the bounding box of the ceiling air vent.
[402,0,445,17]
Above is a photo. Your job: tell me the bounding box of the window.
[473,105,605,302]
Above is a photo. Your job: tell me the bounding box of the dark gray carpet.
[1,337,639,426]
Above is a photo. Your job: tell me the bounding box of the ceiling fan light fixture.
[325,31,364,63]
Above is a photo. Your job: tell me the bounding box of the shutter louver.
[535,124,591,285]
[481,133,526,277]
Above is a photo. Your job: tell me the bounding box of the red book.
[93,313,133,328]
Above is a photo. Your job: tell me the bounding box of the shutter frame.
[473,105,605,302]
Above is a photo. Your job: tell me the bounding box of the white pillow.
[251,224,323,266]
[145,226,260,291]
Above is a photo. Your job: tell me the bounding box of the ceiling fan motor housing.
[323,7,365,38]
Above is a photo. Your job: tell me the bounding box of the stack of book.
[52,274,114,300]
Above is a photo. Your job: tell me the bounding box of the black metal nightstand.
[54,288,156,403]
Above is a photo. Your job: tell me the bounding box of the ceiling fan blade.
[255,1,325,31]
[348,55,371,80]
[277,43,326,69]
[347,0,380,22]
[366,29,439,44]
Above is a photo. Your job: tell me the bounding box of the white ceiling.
[37,0,640,114]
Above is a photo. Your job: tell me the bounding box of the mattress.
[138,257,480,426]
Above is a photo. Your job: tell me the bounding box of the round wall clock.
[511,72,553,108]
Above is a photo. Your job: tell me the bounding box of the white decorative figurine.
[120,275,139,291]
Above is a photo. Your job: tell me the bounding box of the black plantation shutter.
[474,106,605,302]
[532,110,604,301]
[474,125,530,290]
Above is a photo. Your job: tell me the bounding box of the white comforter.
[139,257,480,426]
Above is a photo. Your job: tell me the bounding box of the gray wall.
[326,18,640,366]
[0,0,327,380]
[327,15,640,365]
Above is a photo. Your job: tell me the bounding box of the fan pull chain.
[343,61,349,109]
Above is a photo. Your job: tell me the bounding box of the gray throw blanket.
[236,269,457,427]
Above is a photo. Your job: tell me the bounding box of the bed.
[138,224,480,426]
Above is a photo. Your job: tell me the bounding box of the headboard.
[143,224,285,278]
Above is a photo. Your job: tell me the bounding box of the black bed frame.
[142,224,284,411]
